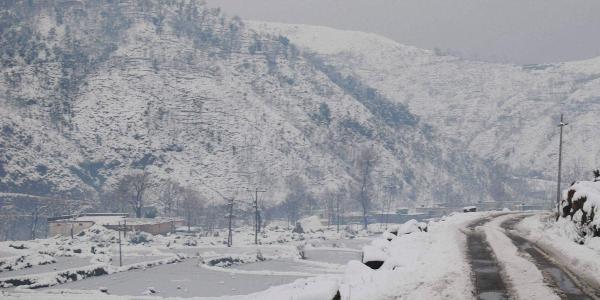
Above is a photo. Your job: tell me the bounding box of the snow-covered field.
[5,211,600,299]
[0,212,490,300]
[0,217,374,299]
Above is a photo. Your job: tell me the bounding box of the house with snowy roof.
[48,213,184,237]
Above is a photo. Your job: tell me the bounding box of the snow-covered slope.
[250,22,600,183]
[0,1,512,208]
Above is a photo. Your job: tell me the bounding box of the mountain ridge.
[249,21,600,191]
[0,0,517,211]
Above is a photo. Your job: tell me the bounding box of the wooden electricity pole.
[226,198,234,247]
[252,188,267,245]
[336,194,340,233]
[556,114,568,209]
[118,221,123,267]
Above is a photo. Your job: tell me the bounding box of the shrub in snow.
[0,265,110,288]
[206,256,244,267]
[558,180,600,238]
[256,249,265,261]
[0,253,56,272]
[183,239,197,246]
[344,225,358,235]
[129,231,153,244]
[382,220,427,241]
[8,244,27,250]
[143,287,158,295]
[297,216,325,233]
[292,222,305,234]
[297,243,307,259]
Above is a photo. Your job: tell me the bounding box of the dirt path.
[466,216,511,300]
[501,215,600,300]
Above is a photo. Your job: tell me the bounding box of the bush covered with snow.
[382,219,427,241]
[558,180,600,238]
[295,216,325,233]
[0,253,56,272]
[129,231,153,244]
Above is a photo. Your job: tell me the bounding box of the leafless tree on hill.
[158,179,183,217]
[116,171,154,218]
[354,146,379,230]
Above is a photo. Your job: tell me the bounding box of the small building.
[48,213,182,237]
[105,218,180,235]
[48,213,128,237]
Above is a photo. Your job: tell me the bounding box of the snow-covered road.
[473,213,600,300]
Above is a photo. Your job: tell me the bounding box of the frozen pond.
[232,258,339,274]
[322,238,374,250]
[38,241,369,297]
[44,259,305,297]
[305,249,361,265]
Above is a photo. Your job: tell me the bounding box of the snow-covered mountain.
[250,22,600,188]
[0,0,518,208]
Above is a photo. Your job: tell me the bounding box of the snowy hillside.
[0,1,513,208]
[250,22,600,184]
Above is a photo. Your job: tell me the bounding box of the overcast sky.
[207,0,600,64]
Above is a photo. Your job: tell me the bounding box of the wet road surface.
[466,217,510,300]
[502,216,600,300]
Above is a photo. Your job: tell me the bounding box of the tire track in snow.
[466,216,511,300]
[502,215,600,300]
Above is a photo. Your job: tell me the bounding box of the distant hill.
[0,0,517,209]
[251,21,600,199]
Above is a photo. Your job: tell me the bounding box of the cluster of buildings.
[47,213,185,237]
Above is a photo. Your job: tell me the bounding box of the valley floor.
[2,212,600,299]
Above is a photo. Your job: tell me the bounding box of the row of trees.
[99,171,206,231]
[0,144,391,241]
[277,145,384,230]
[102,145,385,232]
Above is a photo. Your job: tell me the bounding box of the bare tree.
[203,202,220,234]
[322,189,336,227]
[181,188,204,232]
[354,146,379,230]
[100,185,129,213]
[284,175,307,226]
[28,199,48,240]
[382,174,402,228]
[116,171,154,218]
[564,158,585,185]
[335,185,348,233]
[158,180,183,217]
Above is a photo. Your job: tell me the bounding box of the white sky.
[207,0,600,64]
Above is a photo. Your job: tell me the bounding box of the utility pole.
[556,114,568,209]
[336,193,340,233]
[226,198,234,247]
[117,221,123,267]
[252,188,267,245]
